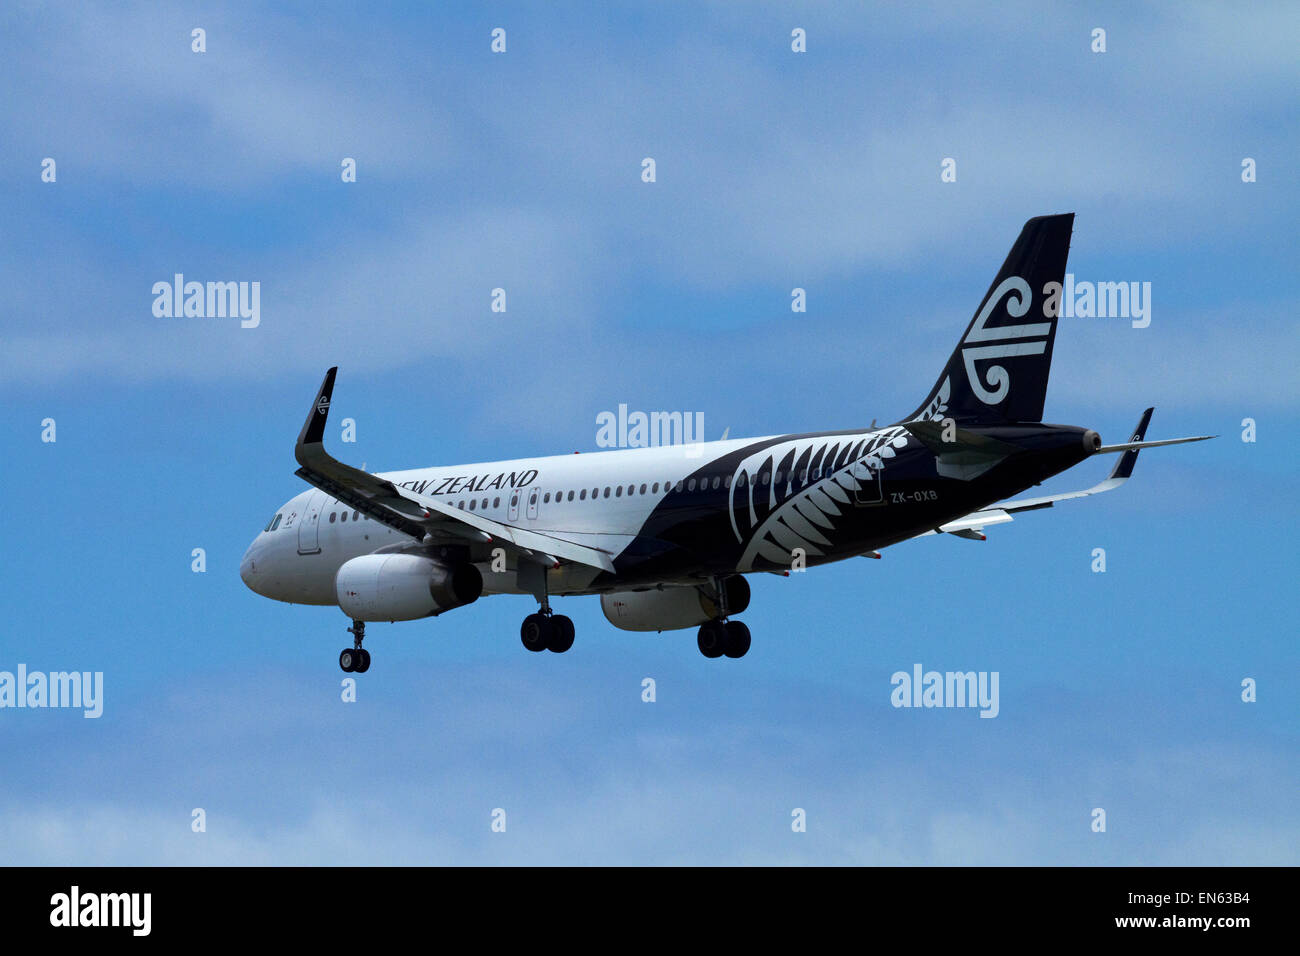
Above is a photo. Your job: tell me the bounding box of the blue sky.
[1,1,1296,864]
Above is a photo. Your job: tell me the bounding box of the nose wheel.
[340,620,371,673]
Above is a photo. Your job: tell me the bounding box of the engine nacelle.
[335,554,483,622]
[600,577,750,632]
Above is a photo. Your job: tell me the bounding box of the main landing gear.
[697,619,750,659]
[339,620,371,673]
[521,609,575,653]
[519,562,574,653]
[697,575,750,659]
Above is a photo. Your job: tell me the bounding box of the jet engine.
[600,577,750,632]
[335,553,482,622]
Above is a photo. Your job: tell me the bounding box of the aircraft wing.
[292,368,617,573]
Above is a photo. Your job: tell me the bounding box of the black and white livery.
[239,214,1212,669]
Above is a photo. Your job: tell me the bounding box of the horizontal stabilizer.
[901,407,1209,549]
[903,420,1022,481]
[1097,435,1215,454]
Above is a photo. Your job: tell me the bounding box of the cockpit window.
[265,513,283,532]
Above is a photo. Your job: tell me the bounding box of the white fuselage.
[239,435,791,607]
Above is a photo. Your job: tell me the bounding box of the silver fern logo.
[728,428,910,568]
[916,376,951,423]
[960,275,1050,404]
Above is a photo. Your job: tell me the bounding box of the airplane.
[240,213,1212,672]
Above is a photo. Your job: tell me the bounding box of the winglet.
[296,366,338,460]
[1108,407,1154,481]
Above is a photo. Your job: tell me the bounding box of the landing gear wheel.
[697,620,727,658]
[354,648,371,673]
[339,648,358,672]
[548,615,575,653]
[723,620,751,658]
[521,613,553,653]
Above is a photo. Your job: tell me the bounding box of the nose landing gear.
[340,620,371,673]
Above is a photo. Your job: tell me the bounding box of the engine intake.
[336,554,482,622]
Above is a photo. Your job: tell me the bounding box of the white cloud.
[2,0,1295,392]
[3,665,1294,865]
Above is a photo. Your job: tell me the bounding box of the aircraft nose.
[240,541,261,591]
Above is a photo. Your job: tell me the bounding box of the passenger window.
[458,501,465,509]
[615,486,622,497]
[603,487,610,498]
[687,478,696,491]
[639,484,647,495]
[469,500,476,510]
[567,491,574,501]
[329,512,336,523]
[580,489,587,500]
[712,476,720,489]
[724,475,732,489]
[493,497,500,508]
[652,482,659,493]
[482,499,488,510]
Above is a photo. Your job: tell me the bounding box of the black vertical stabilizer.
[904,213,1074,425]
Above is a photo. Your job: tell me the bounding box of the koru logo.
[317,396,331,415]
[960,276,1050,405]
